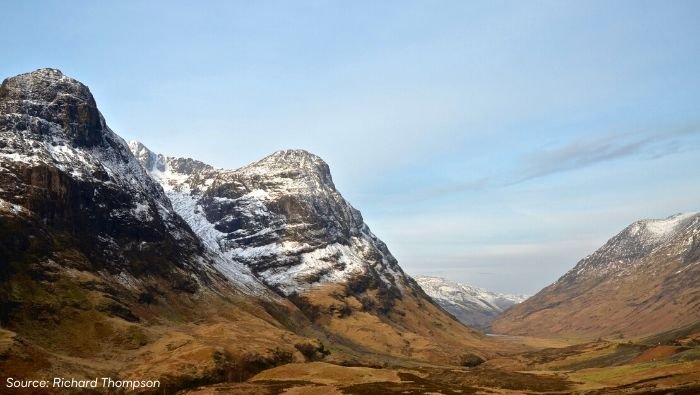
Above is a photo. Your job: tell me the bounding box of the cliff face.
[492,213,700,338]
[0,68,222,297]
[129,142,412,297]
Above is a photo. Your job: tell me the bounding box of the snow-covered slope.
[492,212,700,337]
[570,212,700,279]
[129,142,409,296]
[415,276,528,329]
[127,143,502,364]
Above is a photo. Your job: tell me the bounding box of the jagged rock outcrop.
[415,276,528,330]
[129,142,409,296]
[492,212,700,338]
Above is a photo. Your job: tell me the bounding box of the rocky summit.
[126,140,498,364]
[128,141,411,297]
[0,68,223,290]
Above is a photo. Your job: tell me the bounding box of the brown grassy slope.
[474,327,700,394]
[182,323,700,395]
[0,213,324,391]
[293,283,522,366]
[0,212,518,391]
[0,266,524,393]
[492,245,700,338]
[0,261,321,386]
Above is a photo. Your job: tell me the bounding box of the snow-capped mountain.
[128,141,409,296]
[415,276,528,329]
[492,212,700,338]
[0,69,166,214]
[0,68,268,296]
[0,69,346,384]
[568,212,699,279]
[126,142,500,363]
[0,69,217,286]
[0,69,502,379]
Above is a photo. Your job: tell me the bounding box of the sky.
[1,1,699,294]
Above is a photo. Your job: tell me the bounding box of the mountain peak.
[128,140,165,172]
[243,149,335,189]
[0,68,104,147]
[128,139,150,153]
[493,210,700,338]
[128,141,213,176]
[129,142,404,295]
[1,68,92,102]
[634,212,699,238]
[262,149,328,169]
[21,67,66,78]
[270,148,321,159]
[566,211,700,280]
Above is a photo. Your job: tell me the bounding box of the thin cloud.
[513,122,700,184]
[401,122,700,202]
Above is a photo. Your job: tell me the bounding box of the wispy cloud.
[514,122,700,184]
[411,122,700,201]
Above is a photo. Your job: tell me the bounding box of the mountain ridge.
[125,137,503,364]
[492,212,700,338]
[0,68,326,386]
[127,140,408,296]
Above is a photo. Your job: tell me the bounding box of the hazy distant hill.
[415,276,528,330]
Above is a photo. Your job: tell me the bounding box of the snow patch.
[644,212,698,238]
[0,198,29,215]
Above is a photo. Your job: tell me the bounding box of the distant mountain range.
[492,212,700,338]
[415,276,528,330]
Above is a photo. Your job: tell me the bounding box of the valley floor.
[182,331,700,395]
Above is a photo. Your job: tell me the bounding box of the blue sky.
[2,1,699,293]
